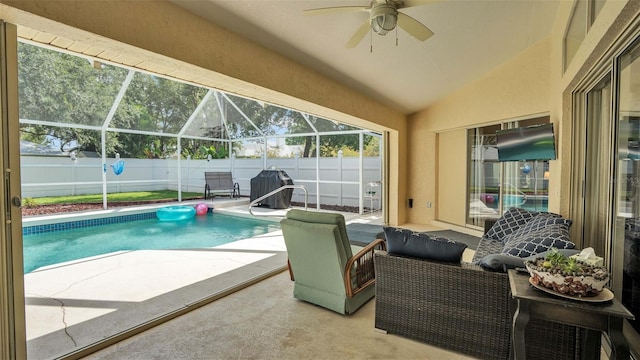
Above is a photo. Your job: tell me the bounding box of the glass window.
[563,0,603,71]
[501,117,551,214]
[467,117,551,228]
[467,124,501,227]
[581,77,612,256]
[564,0,588,70]
[590,0,606,25]
[614,39,640,348]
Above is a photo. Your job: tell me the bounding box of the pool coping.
[21,198,265,229]
[24,229,289,359]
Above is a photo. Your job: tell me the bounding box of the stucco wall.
[406,0,636,229]
[436,129,467,225]
[407,38,552,227]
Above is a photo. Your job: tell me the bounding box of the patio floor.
[22,199,393,359]
[85,270,476,360]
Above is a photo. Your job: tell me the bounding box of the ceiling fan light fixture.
[370,4,397,35]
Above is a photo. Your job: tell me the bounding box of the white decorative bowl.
[524,258,609,297]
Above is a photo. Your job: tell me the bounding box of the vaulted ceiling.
[169,0,561,114]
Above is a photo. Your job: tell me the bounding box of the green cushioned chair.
[280,209,386,315]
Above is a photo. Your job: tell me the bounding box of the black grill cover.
[250,170,294,209]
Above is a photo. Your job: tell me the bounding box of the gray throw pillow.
[484,207,539,242]
[501,223,575,258]
[383,226,413,244]
[383,226,467,263]
[478,249,580,272]
[510,213,572,234]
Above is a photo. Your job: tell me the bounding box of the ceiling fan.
[304,0,436,48]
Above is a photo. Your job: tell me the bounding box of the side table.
[508,269,635,360]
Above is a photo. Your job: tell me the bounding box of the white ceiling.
[170,0,561,115]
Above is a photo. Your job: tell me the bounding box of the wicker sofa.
[374,217,585,359]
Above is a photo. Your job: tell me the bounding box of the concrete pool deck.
[22,199,385,359]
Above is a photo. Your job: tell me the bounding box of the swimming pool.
[485,194,549,212]
[23,212,281,273]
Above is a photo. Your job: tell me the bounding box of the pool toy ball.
[195,202,208,216]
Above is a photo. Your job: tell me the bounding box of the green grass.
[23,190,203,206]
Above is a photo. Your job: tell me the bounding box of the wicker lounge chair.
[280,209,386,315]
[374,219,584,359]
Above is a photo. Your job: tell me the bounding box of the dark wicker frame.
[373,219,584,360]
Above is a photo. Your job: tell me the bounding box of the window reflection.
[467,118,551,228]
[616,41,640,344]
[467,125,501,227]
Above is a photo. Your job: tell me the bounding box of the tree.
[110,73,207,158]
[180,142,229,160]
[363,136,380,156]
[221,95,375,157]
[284,116,377,157]
[18,42,374,160]
[18,43,126,154]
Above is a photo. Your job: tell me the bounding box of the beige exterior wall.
[436,129,467,225]
[406,1,638,229]
[0,0,410,224]
[407,38,552,227]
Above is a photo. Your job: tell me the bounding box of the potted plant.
[525,248,609,297]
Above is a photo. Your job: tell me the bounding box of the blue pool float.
[156,206,196,221]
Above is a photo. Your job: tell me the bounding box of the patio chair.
[280,209,386,315]
[204,171,239,199]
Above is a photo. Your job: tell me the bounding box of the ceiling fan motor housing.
[370,4,398,35]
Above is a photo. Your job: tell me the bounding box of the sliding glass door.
[466,116,551,228]
[467,124,500,227]
[574,34,640,357]
[613,37,640,355]
[583,76,613,258]
[0,21,26,360]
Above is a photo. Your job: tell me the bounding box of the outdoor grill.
[250,170,294,209]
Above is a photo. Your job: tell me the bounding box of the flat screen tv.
[496,123,556,162]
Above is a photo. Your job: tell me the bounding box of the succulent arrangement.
[525,248,609,297]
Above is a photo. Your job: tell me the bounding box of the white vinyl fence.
[21,153,382,209]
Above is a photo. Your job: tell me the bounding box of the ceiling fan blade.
[401,0,439,9]
[397,12,434,41]
[304,6,368,16]
[346,20,371,48]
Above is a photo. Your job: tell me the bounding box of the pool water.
[486,194,549,212]
[23,213,280,273]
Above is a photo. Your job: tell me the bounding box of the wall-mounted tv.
[496,123,556,162]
